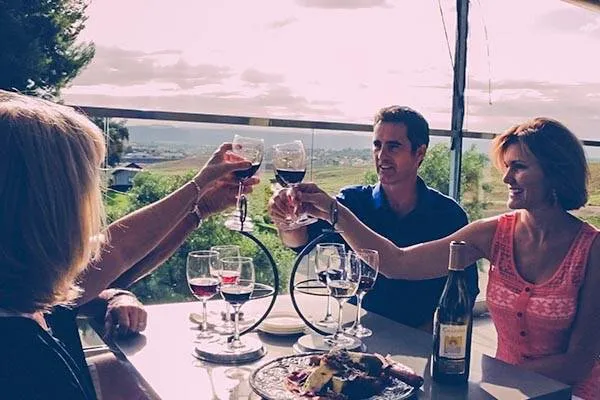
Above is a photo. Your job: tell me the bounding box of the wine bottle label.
[438,324,468,359]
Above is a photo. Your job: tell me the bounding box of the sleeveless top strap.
[490,212,517,275]
[564,223,599,288]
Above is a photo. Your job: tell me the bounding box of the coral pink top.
[486,212,600,399]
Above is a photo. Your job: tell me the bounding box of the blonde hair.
[491,117,588,211]
[0,90,107,313]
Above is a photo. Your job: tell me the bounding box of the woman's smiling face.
[501,143,552,210]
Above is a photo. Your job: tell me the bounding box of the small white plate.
[258,312,306,336]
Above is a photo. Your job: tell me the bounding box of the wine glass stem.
[236,182,243,211]
[232,304,241,345]
[325,294,333,319]
[202,299,208,332]
[354,293,364,329]
[334,299,344,339]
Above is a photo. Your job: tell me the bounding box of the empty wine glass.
[219,256,255,351]
[324,251,361,347]
[314,243,346,329]
[272,141,317,230]
[187,250,220,340]
[345,249,379,338]
[210,245,241,335]
[224,135,264,232]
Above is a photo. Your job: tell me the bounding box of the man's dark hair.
[373,105,430,151]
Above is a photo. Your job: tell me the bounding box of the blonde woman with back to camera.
[0,90,258,399]
[294,118,600,399]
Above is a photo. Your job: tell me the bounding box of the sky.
[62,0,600,140]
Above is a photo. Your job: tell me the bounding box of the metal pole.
[449,0,469,200]
[310,128,315,181]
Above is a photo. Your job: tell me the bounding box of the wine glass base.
[296,333,362,352]
[315,318,338,330]
[224,218,254,232]
[344,326,373,338]
[280,216,318,231]
[194,334,266,364]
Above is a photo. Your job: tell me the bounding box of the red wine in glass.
[275,169,306,187]
[234,163,261,181]
[220,270,240,285]
[221,285,253,305]
[189,277,220,299]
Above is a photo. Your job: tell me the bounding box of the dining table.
[101,293,572,400]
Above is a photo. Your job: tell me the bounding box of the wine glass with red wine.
[314,243,346,329]
[187,250,220,340]
[224,135,264,232]
[219,256,255,351]
[272,141,318,230]
[210,245,241,334]
[345,249,379,338]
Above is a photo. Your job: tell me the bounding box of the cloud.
[240,68,285,85]
[296,0,390,10]
[266,17,297,29]
[73,46,234,89]
[462,79,600,139]
[63,83,344,120]
[534,7,600,36]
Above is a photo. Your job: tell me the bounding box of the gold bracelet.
[190,179,202,203]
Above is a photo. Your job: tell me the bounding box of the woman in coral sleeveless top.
[295,117,600,399]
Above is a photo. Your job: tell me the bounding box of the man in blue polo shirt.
[268,105,479,331]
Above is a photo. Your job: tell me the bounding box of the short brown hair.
[0,90,106,313]
[491,117,588,210]
[373,105,430,151]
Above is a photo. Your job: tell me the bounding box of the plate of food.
[249,349,423,400]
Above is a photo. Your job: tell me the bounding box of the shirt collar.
[372,176,431,211]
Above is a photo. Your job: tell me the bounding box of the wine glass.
[324,251,361,347]
[210,245,241,335]
[345,249,379,338]
[272,141,317,230]
[187,250,220,340]
[224,135,264,232]
[314,243,346,329]
[219,256,255,351]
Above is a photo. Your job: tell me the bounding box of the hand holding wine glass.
[219,256,255,351]
[272,141,317,230]
[224,135,264,232]
[187,250,220,340]
[345,249,379,338]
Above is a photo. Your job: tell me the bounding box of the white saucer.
[258,311,306,336]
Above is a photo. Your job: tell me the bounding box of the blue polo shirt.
[304,177,480,328]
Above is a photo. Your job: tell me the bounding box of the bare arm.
[519,235,600,385]
[77,143,255,304]
[295,183,495,280]
[109,213,198,289]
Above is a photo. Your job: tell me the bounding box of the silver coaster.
[194,334,266,364]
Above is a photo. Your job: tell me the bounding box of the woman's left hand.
[192,143,253,196]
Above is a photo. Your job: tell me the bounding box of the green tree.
[0,0,94,98]
[92,118,130,166]
[112,171,295,304]
[419,143,491,220]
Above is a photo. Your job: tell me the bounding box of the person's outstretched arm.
[77,143,257,304]
[293,182,494,280]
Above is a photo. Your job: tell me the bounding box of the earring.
[552,189,558,205]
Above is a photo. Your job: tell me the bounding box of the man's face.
[372,122,426,186]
